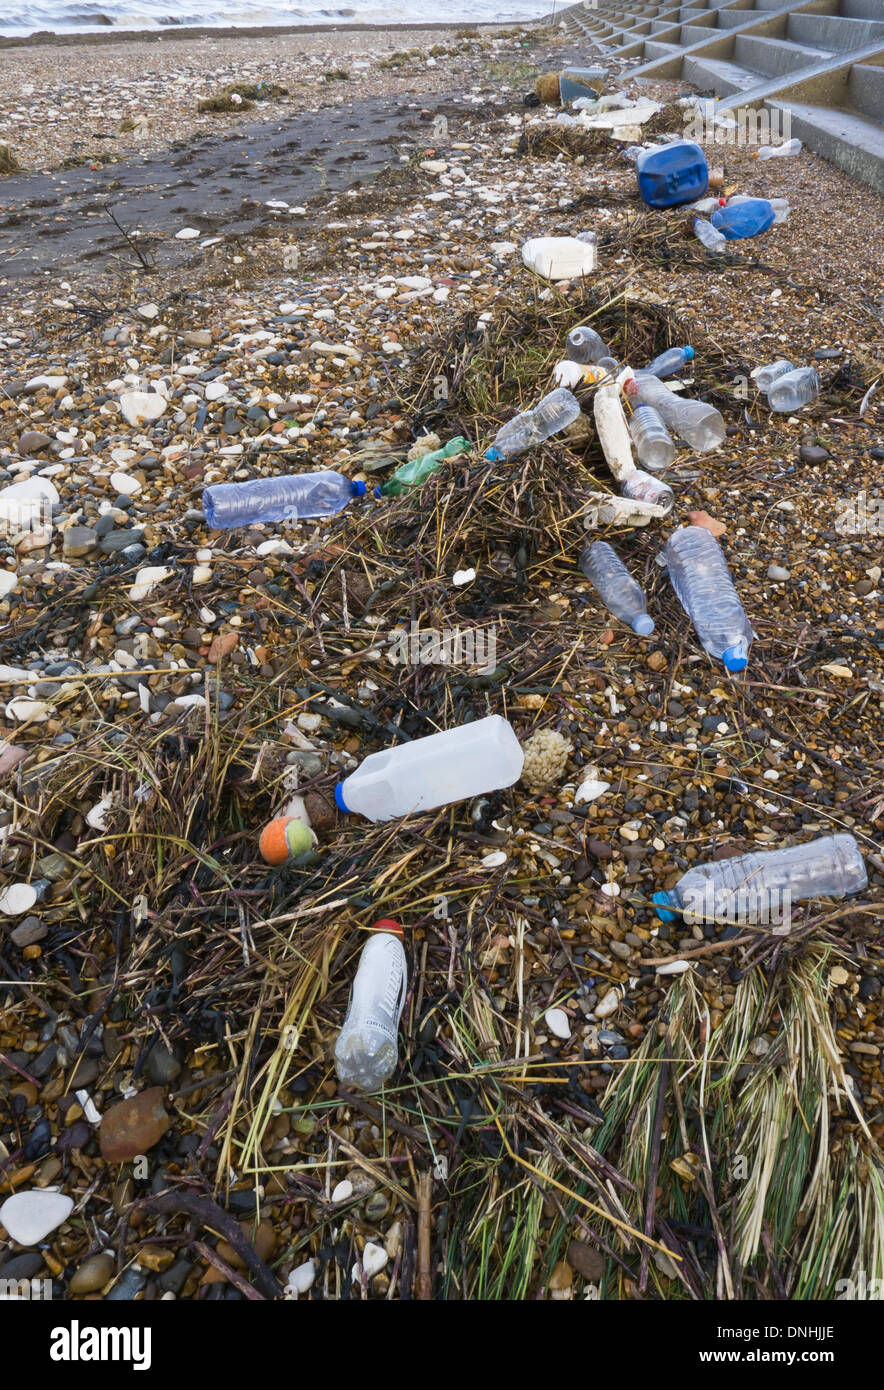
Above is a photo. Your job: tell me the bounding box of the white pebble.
[656,959,692,976]
[594,987,623,1019]
[0,1190,73,1246]
[574,776,610,805]
[129,566,171,601]
[452,568,476,587]
[286,1259,315,1295]
[119,391,167,427]
[175,227,201,239]
[481,851,507,869]
[0,882,38,915]
[331,1179,353,1203]
[355,1242,388,1279]
[192,565,213,586]
[544,1008,571,1040]
[110,471,141,496]
[0,570,19,598]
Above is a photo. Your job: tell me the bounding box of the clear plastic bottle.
[628,403,676,471]
[621,469,674,513]
[753,359,795,392]
[652,834,867,924]
[334,920,408,1091]
[629,374,725,452]
[565,326,611,365]
[642,345,694,379]
[755,138,802,160]
[335,714,524,821]
[580,540,655,636]
[767,367,820,413]
[693,217,727,253]
[485,387,580,461]
[203,471,366,529]
[662,525,753,672]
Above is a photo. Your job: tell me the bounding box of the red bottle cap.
[370,918,404,936]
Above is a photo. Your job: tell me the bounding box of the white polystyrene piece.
[593,379,636,482]
[521,236,596,281]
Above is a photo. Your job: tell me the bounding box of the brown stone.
[304,789,336,832]
[567,1239,606,1282]
[18,430,52,455]
[207,631,238,663]
[99,1085,170,1161]
[687,510,726,538]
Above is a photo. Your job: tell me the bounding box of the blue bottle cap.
[652,890,677,921]
[485,447,503,462]
[373,485,383,499]
[334,782,350,813]
[683,345,694,360]
[631,614,655,637]
[350,480,367,498]
[722,644,748,673]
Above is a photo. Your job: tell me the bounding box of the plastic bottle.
[485,387,580,462]
[755,138,802,160]
[628,403,676,471]
[580,541,654,635]
[621,469,674,513]
[203,471,366,529]
[375,437,470,498]
[662,525,753,672]
[334,920,408,1090]
[652,834,867,924]
[642,345,694,379]
[636,140,709,208]
[711,198,775,241]
[565,325,611,364]
[521,237,596,281]
[753,359,795,392]
[628,374,725,452]
[767,367,820,413]
[334,714,524,821]
[768,198,790,223]
[0,476,59,531]
[594,377,636,481]
[694,217,727,253]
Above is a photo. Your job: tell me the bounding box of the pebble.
[544,1008,571,1039]
[68,1252,115,1294]
[119,391,168,427]
[0,883,38,915]
[799,444,828,465]
[767,565,791,582]
[355,1242,388,1279]
[99,1086,171,1161]
[129,566,172,601]
[17,430,52,455]
[0,1189,74,1246]
[286,1259,316,1295]
[10,915,46,947]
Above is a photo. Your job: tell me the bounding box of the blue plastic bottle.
[711,198,775,241]
[203,472,366,529]
[636,141,708,209]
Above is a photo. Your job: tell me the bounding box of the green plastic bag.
[378,436,471,497]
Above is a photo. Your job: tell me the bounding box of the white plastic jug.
[521,237,596,282]
[335,715,524,822]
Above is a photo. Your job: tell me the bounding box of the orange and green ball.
[258,816,313,865]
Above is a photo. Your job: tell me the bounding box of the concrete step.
[788,12,884,51]
[683,53,765,90]
[734,34,833,77]
[767,97,884,192]
[847,60,884,120]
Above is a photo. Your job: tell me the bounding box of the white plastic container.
[335,715,524,821]
[334,921,408,1091]
[593,378,636,482]
[0,476,59,531]
[521,236,596,282]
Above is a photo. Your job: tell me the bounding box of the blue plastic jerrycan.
[636,141,709,209]
[711,197,775,240]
